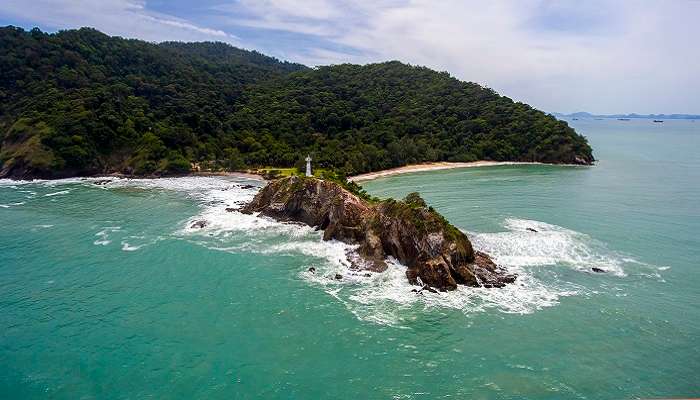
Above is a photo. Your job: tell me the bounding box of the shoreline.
[348,161,553,182]
[0,170,266,183]
[189,171,266,181]
[1,161,589,183]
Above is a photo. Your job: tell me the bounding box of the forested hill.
[0,26,593,179]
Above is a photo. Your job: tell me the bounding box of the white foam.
[19,190,37,199]
[305,256,582,326]
[158,179,631,325]
[0,201,25,208]
[469,218,628,276]
[44,190,70,197]
[291,218,653,325]
[103,176,259,198]
[119,235,165,252]
[93,226,121,246]
[121,242,145,251]
[4,176,653,326]
[0,179,37,186]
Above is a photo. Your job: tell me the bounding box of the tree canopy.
[0,26,593,179]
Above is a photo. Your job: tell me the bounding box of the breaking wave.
[94,226,121,246]
[3,176,660,326]
[469,218,628,276]
[169,177,642,326]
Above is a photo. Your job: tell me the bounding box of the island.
[1,26,593,181]
[241,175,516,291]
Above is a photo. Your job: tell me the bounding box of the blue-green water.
[1,119,698,399]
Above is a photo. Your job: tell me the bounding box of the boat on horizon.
[653,120,664,123]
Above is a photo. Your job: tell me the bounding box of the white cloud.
[236,0,343,21]
[227,0,700,114]
[1,0,697,113]
[0,0,239,43]
[138,14,231,38]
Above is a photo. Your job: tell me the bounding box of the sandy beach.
[348,161,546,182]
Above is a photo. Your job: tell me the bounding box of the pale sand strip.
[190,171,266,181]
[348,161,547,182]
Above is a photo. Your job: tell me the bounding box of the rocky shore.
[241,176,516,291]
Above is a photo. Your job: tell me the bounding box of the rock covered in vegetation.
[241,176,515,291]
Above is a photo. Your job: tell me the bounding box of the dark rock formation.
[526,227,538,232]
[591,267,606,273]
[412,285,439,294]
[191,220,207,229]
[241,176,516,291]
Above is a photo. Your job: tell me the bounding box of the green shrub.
[404,192,427,208]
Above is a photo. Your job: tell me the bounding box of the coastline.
[190,171,266,181]
[348,161,547,182]
[1,162,589,183]
[0,170,266,183]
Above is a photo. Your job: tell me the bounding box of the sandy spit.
[348,161,550,182]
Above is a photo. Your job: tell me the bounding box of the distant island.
[0,26,593,180]
[553,111,700,120]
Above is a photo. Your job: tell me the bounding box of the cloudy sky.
[1,0,698,114]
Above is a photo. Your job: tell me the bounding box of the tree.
[0,26,593,179]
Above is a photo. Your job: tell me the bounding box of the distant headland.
[553,111,700,120]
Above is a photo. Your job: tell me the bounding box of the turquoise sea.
[1,119,698,399]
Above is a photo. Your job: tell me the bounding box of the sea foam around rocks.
[1,176,663,326]
[157,177,641,325]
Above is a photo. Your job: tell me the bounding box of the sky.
[1,0,698,114]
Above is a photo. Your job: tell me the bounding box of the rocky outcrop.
[241,176,515,291]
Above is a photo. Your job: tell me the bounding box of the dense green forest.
[0,26,593,179]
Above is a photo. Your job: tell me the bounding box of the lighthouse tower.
[305,155,312,177]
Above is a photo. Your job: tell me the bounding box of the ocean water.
[1,119,698,399]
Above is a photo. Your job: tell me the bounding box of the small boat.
[617,118,630,121]
[653,120,664,123]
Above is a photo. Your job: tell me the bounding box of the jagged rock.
[241,176,516,291]
[334,273,343,280]
[592,267,606,273]
[420,284,439,294]
[308,267,316,273]
[225,207,236,212]
[526,227,538,232]
[191,220,207,229]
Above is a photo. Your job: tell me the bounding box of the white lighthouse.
[305,155,312,177]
